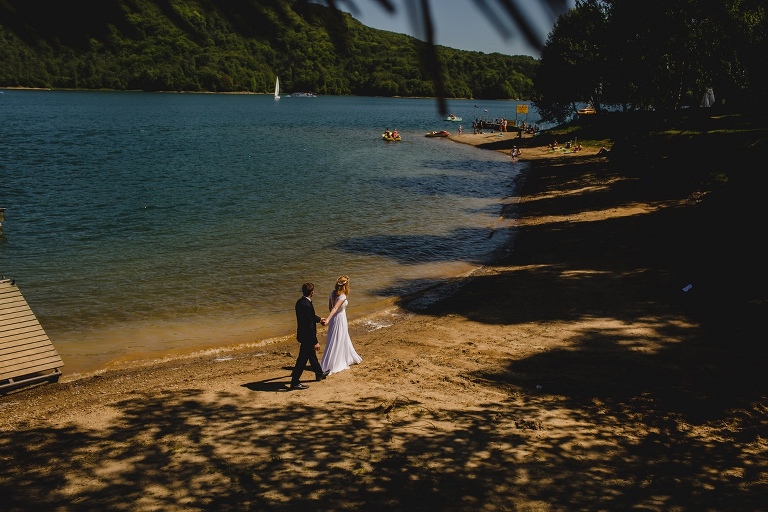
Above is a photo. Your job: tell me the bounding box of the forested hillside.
[0,0,537,98]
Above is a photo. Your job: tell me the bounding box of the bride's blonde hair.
[334,275,350,296]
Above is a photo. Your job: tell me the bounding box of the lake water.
[0,90,541,378]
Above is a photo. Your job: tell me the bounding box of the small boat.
[382,132,401,141]
[445,114,462,122]
[274,76,280,100]
[425,130,450,138]
[577,107,596,115]
[291,92,317,97]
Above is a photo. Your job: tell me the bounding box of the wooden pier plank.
[0,279,63,390]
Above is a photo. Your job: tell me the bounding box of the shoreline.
[38,135,529,381]
[1,133,543,387]
[0,133,623,397]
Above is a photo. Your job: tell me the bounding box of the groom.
[290,282,330,390]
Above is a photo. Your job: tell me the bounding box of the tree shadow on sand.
[2,371,764,511]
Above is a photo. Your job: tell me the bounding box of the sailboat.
[274,76,280,100]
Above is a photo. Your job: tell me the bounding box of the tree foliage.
[533,0,768,124]
[0,0,538,100]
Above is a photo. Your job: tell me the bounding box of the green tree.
[0,0,544,103]
[533,0,608,124]
[533,0,768,121]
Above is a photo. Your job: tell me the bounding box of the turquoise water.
[1,90,540,377]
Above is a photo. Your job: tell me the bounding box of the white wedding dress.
[321,292,362,374]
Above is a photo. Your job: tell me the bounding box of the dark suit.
[291,295,324,385]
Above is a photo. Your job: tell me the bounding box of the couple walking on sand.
[289,275,362,390]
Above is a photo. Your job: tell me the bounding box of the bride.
[321,275,362,374]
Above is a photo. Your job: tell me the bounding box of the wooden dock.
[0,278,63,392]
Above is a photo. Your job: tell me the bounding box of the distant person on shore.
[290,282,330,390]
[320,275,362,375]
[510,146,521,158]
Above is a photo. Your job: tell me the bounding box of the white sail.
[274,77,280,100]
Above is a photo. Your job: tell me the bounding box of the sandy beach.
[2,118,766,511]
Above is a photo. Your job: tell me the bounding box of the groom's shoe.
[316,369,331,381]
[290,383,309,390]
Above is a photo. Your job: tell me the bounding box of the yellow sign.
[516,104,529,114]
